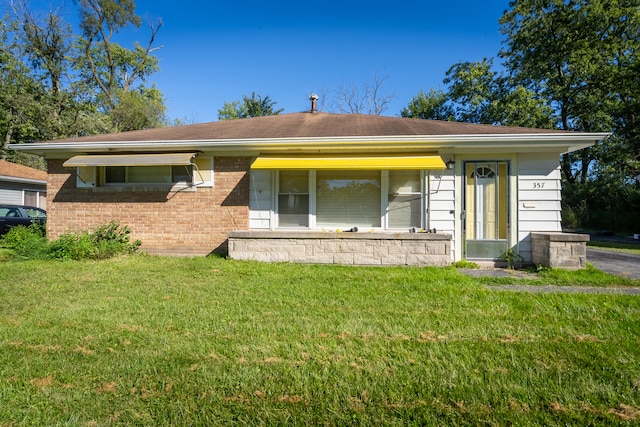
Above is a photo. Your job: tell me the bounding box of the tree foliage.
[499,0,639,183]
[402,59,553,129]
[0,0,166,163]
[400,89,453,121]
[76,0,162,108]
[402,0,638,231]
[218,93,283,120]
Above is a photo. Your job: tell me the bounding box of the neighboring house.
[11,111,607,265]
[0,160,47,208]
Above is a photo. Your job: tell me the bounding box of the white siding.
[249,170,273,229]
[0,180,46,205]
[0,187,23,204]
[428,171,455,260]
[517,153,563,261]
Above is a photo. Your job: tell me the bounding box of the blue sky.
[53,0,512,123]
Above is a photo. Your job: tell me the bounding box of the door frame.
[453,154,519,262]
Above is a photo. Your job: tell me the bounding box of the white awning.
[63,153,196,167]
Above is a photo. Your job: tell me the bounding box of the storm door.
[464,161,509,259]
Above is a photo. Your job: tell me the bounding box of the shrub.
[0,221,142,261]
[48,221,141,260]
[47,231,96,260]
[90,221,141,259]
[0,223,48,260]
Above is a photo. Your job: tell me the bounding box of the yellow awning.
[63,153,196,167]
[251,155,446,170]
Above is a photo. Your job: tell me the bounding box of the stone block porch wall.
[531,232,589,269]
[228,231,452,266]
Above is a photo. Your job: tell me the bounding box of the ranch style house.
[11,111,608,267]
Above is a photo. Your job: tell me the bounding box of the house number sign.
[533,182,545,189]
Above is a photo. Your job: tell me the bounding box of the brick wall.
[46,157,250,256]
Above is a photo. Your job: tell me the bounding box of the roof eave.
[0,175,47,185]
[9,132,610,156]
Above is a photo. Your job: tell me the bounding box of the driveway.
[587,248,640,280]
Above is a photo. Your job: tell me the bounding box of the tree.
[8,2,99,141]
[1,0,167,168]
[400,89,453,121]
[443,59,498,124]
[0,19,45,159]
[444,59,554,128]
[218,93,283,120]
[75,0,162,106]
[499,0,639,183]
[73,0,166,131]
[110,85,166,131]
[401,59,553,129]
[498,0,640,232]
[332,73,394,115]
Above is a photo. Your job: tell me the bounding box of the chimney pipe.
[309,93,319,113]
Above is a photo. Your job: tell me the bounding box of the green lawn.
[588,240,640,255]
[1,256,639,425]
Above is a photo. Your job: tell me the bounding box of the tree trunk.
[3,125,13,160]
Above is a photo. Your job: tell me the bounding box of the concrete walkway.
[460,243,640,295]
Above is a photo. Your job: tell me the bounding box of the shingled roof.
[0,160,47,182]
[45,112,568,144]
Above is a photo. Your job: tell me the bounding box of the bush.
[0,223,48,260]
[47,231,97,260]
[91,221,142,259]
[1,221,141,261]
[48,221,142,260]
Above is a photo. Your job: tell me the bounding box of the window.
[263,169,428,231]
[387,170,422,228]
[103,165,192,185]
[71,154,214,190]
[24,190,46,209]
[24,207,46,219]
[278,171,309,227]
[316,171,381,228]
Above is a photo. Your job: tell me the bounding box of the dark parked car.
[0,204,46,235]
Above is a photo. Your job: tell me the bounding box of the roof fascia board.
[0,175,47,185]
[9,132,609,155]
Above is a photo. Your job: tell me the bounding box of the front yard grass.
[1,256,639,425]
[588,240,640,255]
[473,262,640,288]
